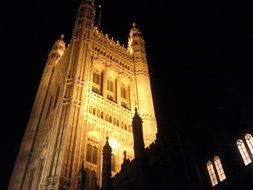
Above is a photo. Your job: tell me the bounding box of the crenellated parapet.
[92,27,133,61]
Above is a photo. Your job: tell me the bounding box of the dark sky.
[2,0,253,189]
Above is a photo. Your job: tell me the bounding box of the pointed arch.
[207,161,218,186]
[245,133,253,155]
[237,139,252,165]
[214,156,226,181]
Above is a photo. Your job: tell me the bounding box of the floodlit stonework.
[8,0,157,189]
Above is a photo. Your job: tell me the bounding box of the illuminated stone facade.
[8,0,157,189]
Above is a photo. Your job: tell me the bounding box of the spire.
[121,150,131,170]
[132,108,145,160]
[133,107,142,127]
[97,4,102,30]
[103,136,111,152]
[123,150,127,162]
[102,137,113,190]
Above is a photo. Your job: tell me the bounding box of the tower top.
[103,137,112,154]
[128,22,145,55]
[133,107,143,125]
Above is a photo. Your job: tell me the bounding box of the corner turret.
[48,34,66,64]
[129,23,157,147]
[128,23,146,62]
[72,0,96,41]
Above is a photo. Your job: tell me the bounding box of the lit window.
[107,77,116,101]
[245,133,253,155]
[86,144,92,162]
[207,161,218,186]
[92,146,98,164]
[120,86,127,99]
[92,70,102,94]
[237,139,252,165]
[214,156,226,181]
[86,144,98,164]
[93,71,101,85]
[107,79,114,92]
[120,83,130,109]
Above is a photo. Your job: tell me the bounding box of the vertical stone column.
[116,76,121,105]
[102,69,107,97]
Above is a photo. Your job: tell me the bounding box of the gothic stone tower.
[8,0,157,189]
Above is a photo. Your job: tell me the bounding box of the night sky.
[2,0,253,189]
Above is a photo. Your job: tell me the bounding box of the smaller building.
[97,109,253,190]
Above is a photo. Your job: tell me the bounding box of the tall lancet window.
[120,83,130,109]
[207,161,218,186]
[207,156,226,186]
[245,133,253,155]
[214,156,226,181]
[107,76,116,102]
[92,69,102,95]
[237,139,252,165]
[86,143,98,165]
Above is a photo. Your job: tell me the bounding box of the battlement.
[92,27,133,61]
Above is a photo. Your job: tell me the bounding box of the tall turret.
[42,0,97,188]
[71,0,95,41]
[7,35,66,190]
[102,137,113,190]
[128,23,157,147]
[132,108,145,160]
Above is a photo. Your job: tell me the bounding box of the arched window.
[214,156,226,181]
[237,139,252,165]
[107,77,116,102]
[86,144,98,164]
[245,133,253,155]
[120,83,130,109]
[207,161,218,186]
[207,156,226,186]
[92,69,102,95]
[92,108,96,115]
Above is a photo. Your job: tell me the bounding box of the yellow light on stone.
[109,138,119,149]
[87,131,102,141]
